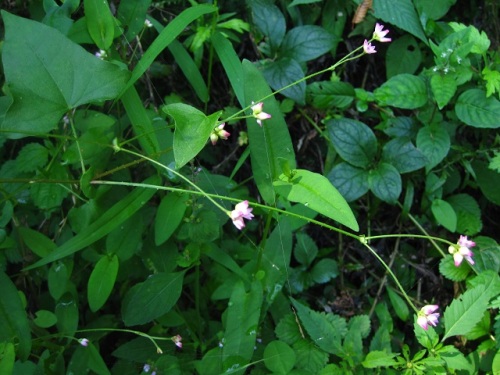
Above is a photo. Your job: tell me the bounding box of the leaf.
[373,0,427,43]
[374,74,427,109]
[263,341,296,374]
[455,89,500,128]
[276,314,303,345]
[88,254,119,312]
[327,162,370,202]
[106,212,143,261]
[15,143,49,173]
[18,227,56,258]
[0,271,31,361]
[1,11,129,138]
[274,169,359,231]
[289,0,322,5]
[472,160,500,205]
[311,259,339,284]
[33,310,57,328]
[155,193,188,245]
[431,199,457,232]
[84,0,115,50]
[482,67,500,97]
[362,351,399,368]
[294,233,318,266]
[327,118,377,168]
[344,315,371,364]
[164,103,220,169]
[55,293,79,338]
[386,35,422,78]
[122,4,216,94]
[387,287,409,321]
[0,343,14,375]
[442,285,492,341]
[24,176,160,270]
[431,74,457,109]
[280,25,335,62]
[31,163,69,210]
[416,124,450,171]
[223,281,263,370]
[117,0,153,40]
[447,194,482,236]
[48,262,69,300]
[414,0,456,20]
[290,297,347,356]
[122,272,185,326]
[368,163,402,204]
[248,0,286,51]
[307,81,355,109]
[381,137,427,174]
[243,59,296,204]
[261,58,306,105]
[293,339,329,373]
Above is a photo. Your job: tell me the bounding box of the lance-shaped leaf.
[274,169,359,231]
[84,0,115,50]
[0,11,129,138]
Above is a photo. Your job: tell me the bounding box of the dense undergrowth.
[1,0,500,374]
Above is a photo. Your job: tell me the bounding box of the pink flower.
[172,334,182,348]
[79,338,89,347]
[417,305,440,330]
[363,40,376,54]
[230,200,254,230]
[373,23,391,42]
[210,123,230,145]
[448,235,475,266]
[251,102,271,126]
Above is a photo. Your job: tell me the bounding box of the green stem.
[67,110,86,174]
[407,213,447,257]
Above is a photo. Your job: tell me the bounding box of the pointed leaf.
[456,89,500,128]
[274,169,359,231]
[280,25,335,62]
[416,124,450,171]
[368,163,402,203]
[88,254,119,312]
[122,272,185,326]
[248,0,286,51]
[261,58,306,104]
[431,199,457,232]
[84,0,115,50]
[381,137,427,173]
[431,74,457,109]
[327,162,369,202]
[155,193,188,245]
[374,74,427,109]
[263,341,296,374]
[1,11,129,138]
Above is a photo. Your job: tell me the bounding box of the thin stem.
[67,110,86,174]
[407,213,447,257]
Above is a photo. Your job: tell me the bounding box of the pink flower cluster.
[230,200,254,230]
[448,235,475,267]
[417,305,440,330]
[363,23,392,54]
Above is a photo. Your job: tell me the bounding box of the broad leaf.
[368,163,402,203]
[261,58,306,104]
[472,160,500,205]
[456,89,500,128]
[243,59,296,204]
[274,169,359,231]
[122,272,185,326]
[362,351,399,368]
[416,124,450,171]
[431,74,457,109]
[294,233,318,266]
[280,25,335,62]
[414,0,456,20]
[117,0,153,40]
[374,74,427,109]
[263,341,296,374]
[381,137,427,174]
[155,193,188,245]
[84,0,115,50]
[447,194,482,236]
[431,199,457,232]
[386,35,422,78]
[88,254,119,312]
[1,11,129,138]
[248,0,286,51]
[307,81,355,109]
[373,0,427,43]
[327,162,369,202]
[327,118,377,168]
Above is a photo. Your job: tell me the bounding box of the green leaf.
[248,0,286,51]
[414,0,456,20]
[488,153,500,173]
[55,293,78,338]
[122,5,216,94]
[263,341,296,374]
[106,212,143,261]
[48,262,69,300]
[1,11,129,138]
[188,210,221,243]
[276,314,303,345]
[344,315,371,364]
[163,103,220,169]
[18,227,56,258]
[442,285,492,341]
[289,0,322,5]
[374,74,427,109]
[280,25,335,62]
[439,255,471,282]
[84,0,115,50]
[155,193,188,246]
[274,169,359,231]
[327,163,369,202]
[431,199,457,232]
[243,59,296,204]
[381,137,427,174]
[122,272,185,326]
[88,254,119,312]
[482,67,500,97]
[387,287,409,321]
[290,297,347,356]
[311,259,339,284]
[386,35,422,78]
[416,124,450,171]
[447,194,482,236]
[0,271,31,361]
[24,176,160,270]
[327,118,377,168]
[31,163,69,210]
[307,81,355,109]
[431,74,457,109]
[362,351,399,368]
[15,143,49,173]
[438,346,470,371]
[0,343,15,375]
[293,339,329,373]
[223,281,263,370]
[472,160,500,205]
[368,163,402,204]
[117,0,153,40]
[294,233,318,266]
[33,310,57,328]
[261,58,306,105]
[373,0,427,43]
[455,89,500,128]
